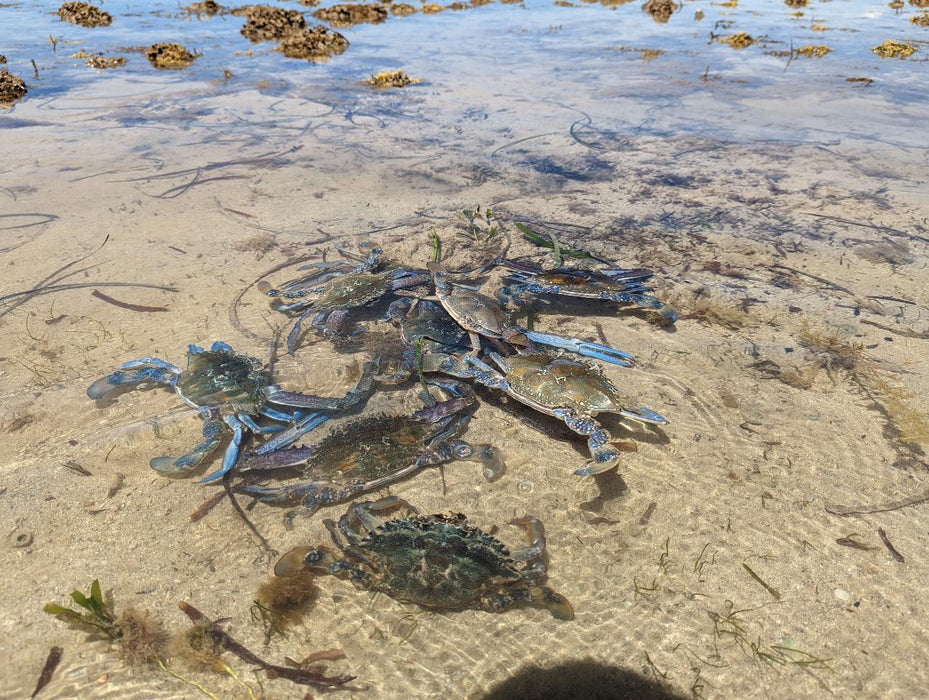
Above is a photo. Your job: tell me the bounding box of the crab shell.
[308,269,403,311]
[493,353,635,414]
[175,347,267,413]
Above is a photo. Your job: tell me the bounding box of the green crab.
[421,350,667,475]
[275,496,574,619]
[235,381,504,516]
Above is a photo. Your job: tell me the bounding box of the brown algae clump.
[642,0,677,23]
[911,12,929,26]
[236,5,306,41]
[872,40,916,57]
[365,70,421,88]
[278,26,350,60]
[784,0,808,6]
[253,570,319,634]
[58,2,112,27]
[0,69,27,106]
[184,0,223,14]
[391,3,417,15]
[313,3,389,27]
[725,31,754,48]
[77,52,127,68]
[146,43,198,69]
[795,45,832,57]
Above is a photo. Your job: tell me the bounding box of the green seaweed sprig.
[44,579,118,638]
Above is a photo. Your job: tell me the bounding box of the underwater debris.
[177,601,355,687]
[278,26,350,60]
[58,2,112,27]
[871,40,916,58]
[0,69,27,106]
[145,43,198,69]
[364,70,421,88]
[30,646,63,699]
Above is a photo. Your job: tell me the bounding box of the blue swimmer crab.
[428,263,636,367]
[497,257,677,324]
[235,381,504,515]
[260,247,431,354]
[275,496,574,620]
[87,341,378,482]
[422,350,666,475]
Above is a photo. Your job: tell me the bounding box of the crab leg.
[198,414,247,482]
[520,329,635,368]
[150,410,225,474]
[253,412,331,455]
[552,407,620,475]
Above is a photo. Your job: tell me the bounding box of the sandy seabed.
[2,1,929,698]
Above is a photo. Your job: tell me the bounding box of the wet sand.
[2,1,929,698]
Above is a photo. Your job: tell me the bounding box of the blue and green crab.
[496,257,677,324]
[261,247,431,353]
[275,496,574,620]
[428,263,637,367]
[422,350,666,475]
[235,380,503,516]
[87,341,378,482]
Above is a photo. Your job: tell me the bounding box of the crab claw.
[522,330,635,368]
[529,586,575,621]
[274,546,316,577]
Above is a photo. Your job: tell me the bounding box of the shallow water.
[2,1,929,698]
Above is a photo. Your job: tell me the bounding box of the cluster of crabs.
[88,244,674,623]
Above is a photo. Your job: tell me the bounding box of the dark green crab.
[275,496,574,620]
[236,381,503,515]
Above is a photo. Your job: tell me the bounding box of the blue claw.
[253,412,332,455]
[522,330,635,368]
[87,366,178,399]
[199,414,245,482]
[151,414,224,474]
[620,406,668,425]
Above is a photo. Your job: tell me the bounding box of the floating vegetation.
[784,0,808,6]
[912,11,929,26]
[364,69,421,88]
[313,3,389,27]
[391,3,417,15]
[794,44,832,57]
[146,43,198,69]
[235,5,306,42]
[871,40,916,58]
[58,1,112,27]
[278,26,350,60]
[642,0,678,23]
[725,31,754,48]
[0,69,27,106]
